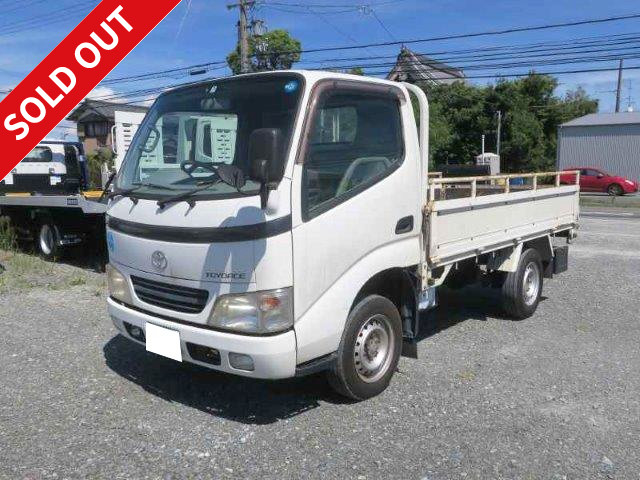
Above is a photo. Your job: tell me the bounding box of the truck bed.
[0,192,107,215]
[425,171,579,266]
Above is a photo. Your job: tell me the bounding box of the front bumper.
[108,298,297,379]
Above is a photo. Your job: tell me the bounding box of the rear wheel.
[37,223,60,261]
[327,295,402,400]
[607,183,624,196]
[501,248,543,319]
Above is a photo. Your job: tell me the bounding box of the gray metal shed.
[557,112,640,182]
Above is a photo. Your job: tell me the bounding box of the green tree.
[227,29,301,74]
[422,74,598,172]
[87,148,114,189]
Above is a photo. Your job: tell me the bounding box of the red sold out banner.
[0,0,181,181]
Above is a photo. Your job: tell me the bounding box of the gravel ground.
[1,211,639,480]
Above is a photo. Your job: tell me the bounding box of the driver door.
[290,81,421,362]
[580,168,601,192]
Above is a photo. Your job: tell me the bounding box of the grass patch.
[456,369,476,382]
[0,216,17,252]
[580,195,640,209]
[0,245,104,295]
[0,251,55,293]
[10,252,54,276]
[67,275,87,287]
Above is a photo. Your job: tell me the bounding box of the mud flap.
[400,269,421,359]
[402,340,418,359]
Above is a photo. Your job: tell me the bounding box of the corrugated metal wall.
[557,124,640,182]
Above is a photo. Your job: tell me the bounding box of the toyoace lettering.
[105,70,580,401]
[205,272,248,280]
[3,6,132,141]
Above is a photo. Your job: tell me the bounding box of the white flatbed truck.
[105,71,579,400]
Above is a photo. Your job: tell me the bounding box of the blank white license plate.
[145,323,182,362]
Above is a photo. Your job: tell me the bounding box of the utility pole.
[615,59,623,113]
[227,0,255,74]
[496,110,502,156]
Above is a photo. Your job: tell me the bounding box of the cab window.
[24,146,53,163]
[302,89,403,218]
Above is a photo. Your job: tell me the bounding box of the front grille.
[131,276,209,314]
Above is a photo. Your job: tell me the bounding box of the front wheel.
[327,295,402,400]
[607,184,624,196]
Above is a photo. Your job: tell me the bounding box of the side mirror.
[248,128,283,208]
[597,173,604,179]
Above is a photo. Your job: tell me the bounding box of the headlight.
[208,288,293,334]
[625,180,634,185]
[107,263,133,304]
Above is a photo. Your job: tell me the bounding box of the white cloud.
[86,85,122,102]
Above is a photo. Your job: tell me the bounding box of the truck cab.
[0,140,88,194]
[106,71,578,400]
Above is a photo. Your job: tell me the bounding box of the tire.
[501,248,543,320]
[607,184,624,196]
[36,223,60,261]
[327,295,402,401]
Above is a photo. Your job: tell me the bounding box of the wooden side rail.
[428,170,580,200]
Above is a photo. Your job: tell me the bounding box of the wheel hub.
[522,262,540,305]
[39,225,54,256]
[354,314,394,383]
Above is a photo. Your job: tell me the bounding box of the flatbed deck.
[0,192,107,215]
[425,171,580,266]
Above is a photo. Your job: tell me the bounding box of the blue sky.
[1,0,639,139]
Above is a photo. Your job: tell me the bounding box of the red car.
[560,167,639,196]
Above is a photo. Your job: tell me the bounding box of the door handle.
[395,215,414,234]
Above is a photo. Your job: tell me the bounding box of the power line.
[359,64,640,80]
[369,8,397,42]
[0,1,97,29]
[1,0,49,16]
[303,34,640,66]
[90,62,640,107]
[259,0,403,10]
[254,12,640,56]
[320,51,640,73]
[0,1,98,36]
[95,30,640,89]
[78,12,640,102]
[305,6,362,44]
[262,5,357,14]
[95,54,640,103]
[97,40,640,91]
[100,62,228,85]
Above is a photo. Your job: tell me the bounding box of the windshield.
[116,74,304,199]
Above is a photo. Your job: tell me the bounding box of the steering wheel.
[180,160,246,190]
[180,160,223,177]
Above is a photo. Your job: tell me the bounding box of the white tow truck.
[0,140,108,260]
[106,71,579,400]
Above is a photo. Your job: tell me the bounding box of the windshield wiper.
[156,179,221,208]
[110,182,178,205]
[112,182,177,197]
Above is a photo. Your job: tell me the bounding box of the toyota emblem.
[151,251,168,271]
